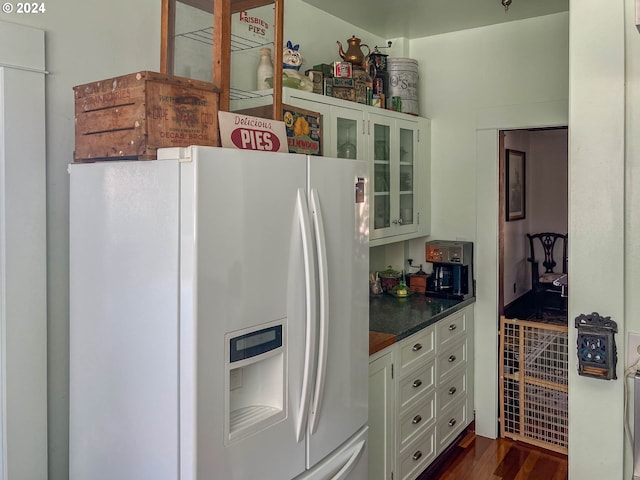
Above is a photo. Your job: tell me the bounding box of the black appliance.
[425,240,474,300]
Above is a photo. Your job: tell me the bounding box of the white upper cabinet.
[368,112,428,242]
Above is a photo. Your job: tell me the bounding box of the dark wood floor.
[417,428,568,480]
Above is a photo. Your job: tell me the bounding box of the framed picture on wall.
[506,149,526,221]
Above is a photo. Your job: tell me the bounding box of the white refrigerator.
[68,146,369,480]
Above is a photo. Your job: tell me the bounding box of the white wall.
[0,20,47,479]
[503,130,531,304]
[1,4,161,479]
[283,1,385,71]
[625,0,640,476]
[411,13,569,242]
[569,1,625,478]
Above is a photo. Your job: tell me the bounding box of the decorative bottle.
[256,47,274,90]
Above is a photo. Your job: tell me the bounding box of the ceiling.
[300,0,569,40]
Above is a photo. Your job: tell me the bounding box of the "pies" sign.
[218,111,288,153]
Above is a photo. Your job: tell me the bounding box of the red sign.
[218,111,288,153]
[231,127,280,151]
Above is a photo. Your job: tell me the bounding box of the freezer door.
[69,161,181,480]
[295,426,368,480]
[188,147,309,480]
[306,156,369,468]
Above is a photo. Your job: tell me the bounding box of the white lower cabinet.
[397,428,436,480]
[369,350,395,480]
[437,339,467,383]
[398,389,435,452]
[436,370,467,415]
[436,398,468,453]
[368,305,474,480]
[397,363,434,412]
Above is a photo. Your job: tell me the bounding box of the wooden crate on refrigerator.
[74,71,220,162]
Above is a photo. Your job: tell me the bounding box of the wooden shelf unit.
[160,0,283,119]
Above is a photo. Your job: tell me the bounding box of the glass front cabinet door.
[369,113,420,240]
[335,115,359,160]
[332,106,363,160]
[398,121,416,229]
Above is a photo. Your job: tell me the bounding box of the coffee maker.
[425,240,474,300]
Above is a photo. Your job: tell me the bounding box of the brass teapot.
[337,36,370,66]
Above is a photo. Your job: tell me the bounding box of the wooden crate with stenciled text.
[74,71,220,162]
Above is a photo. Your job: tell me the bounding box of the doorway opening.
[496,126,569,455]
[498,127,568,320]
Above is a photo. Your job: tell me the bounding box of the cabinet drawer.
[437,338,466,382]
[437,371,467,415]
[398,327,435,376]
[398,390,435,450]
[398,362,435,411]
[435,309,467,347]
[398,427,436,480]
[436,399,467,452]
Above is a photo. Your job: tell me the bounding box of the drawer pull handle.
[448,355,456,362]
[448,324,457,331]
[412,379,422,388]
[412,451,422,461]
[448,418,457,427]
[412,415,422,424]
[412,343,423,352]
[448,386,457,395]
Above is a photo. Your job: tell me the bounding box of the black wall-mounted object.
[575,312,618,380]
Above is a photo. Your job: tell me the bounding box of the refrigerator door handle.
[332,438,367,480]
[295,188,317,443]
[309,188,329,435]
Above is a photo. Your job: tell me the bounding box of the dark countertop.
[369,294,476,354]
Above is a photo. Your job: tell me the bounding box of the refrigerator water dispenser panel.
[230,325,283,362]
[225,321,286,444]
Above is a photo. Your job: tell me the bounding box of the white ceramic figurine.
[266,40,312,92]
[283,40,303,71]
